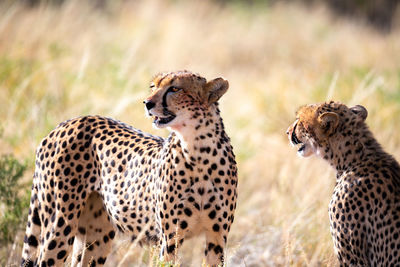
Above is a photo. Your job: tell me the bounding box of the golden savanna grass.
[1,0,400,266]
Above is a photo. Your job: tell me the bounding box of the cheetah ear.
[204,77,229,105]
[318,112,339,135]
[350,105,368,122]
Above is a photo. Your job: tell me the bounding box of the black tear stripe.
[162,89,169,109]
[162,88,176,116]
[291,124,301,145]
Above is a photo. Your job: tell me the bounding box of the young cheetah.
[287,101,400,266]
[21,71,238,267]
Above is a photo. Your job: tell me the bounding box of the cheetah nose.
[144,100,156,111]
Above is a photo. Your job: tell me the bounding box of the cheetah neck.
[167,106,231,163]
[322,125,397,177]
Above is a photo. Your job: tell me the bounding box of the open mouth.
[291,139,306,154]
[297,143,306,153]
[290,126,308,155]
[153,114,176,125]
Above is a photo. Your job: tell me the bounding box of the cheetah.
[21,71,238,267]
[286,101,400,266]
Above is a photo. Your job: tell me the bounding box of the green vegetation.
[0,154,29,265]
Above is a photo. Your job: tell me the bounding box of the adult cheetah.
[21,71,238,267]
[287,101,400,266]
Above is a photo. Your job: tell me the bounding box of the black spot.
[64,225,71,236]
[64,167,70,176]
[26,235,38,247]
[48,240,57,250]
[57,250,67,260]
[57,217,65,227]
[213,224,220,232]
[208,210,216,219]
[77,185,83,194]
[32,208,41,226]
[198,188,205,195]
[68,236,75,245]
[87,243,94,251]
[214,245,223,254]
[78,227,86,235]
[47,258,55,266]
[76,164,83,173]
[167,244,176,254]
[62,194,69,202]
[77,132,84,139]
[180,221,188,229]
[109,230,115,239]
[184,208,192,217]
[98,257,107,264]
[70,178,78,186]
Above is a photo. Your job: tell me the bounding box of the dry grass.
[1,0,400,266]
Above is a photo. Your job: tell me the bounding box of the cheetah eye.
[168,86,182,93]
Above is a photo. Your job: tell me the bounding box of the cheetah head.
[144,70,228,130]
[286,101,368,157]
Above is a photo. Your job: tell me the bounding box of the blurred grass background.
[1,0,400,266]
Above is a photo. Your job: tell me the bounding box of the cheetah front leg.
[70,192,115,267]
[21,184,41,267]
[159,218,190,264]
[159,228,185,264]
[205,230,227,267]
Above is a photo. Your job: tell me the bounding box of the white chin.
[297,144,314,157]
[152,121,169,129]
[151,115,176,129]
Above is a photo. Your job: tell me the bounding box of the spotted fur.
[21,71,238,267]
[287,101,400,266]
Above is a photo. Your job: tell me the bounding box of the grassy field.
[1,0,400,266]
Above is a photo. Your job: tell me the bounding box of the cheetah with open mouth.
[21,70,238,267]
